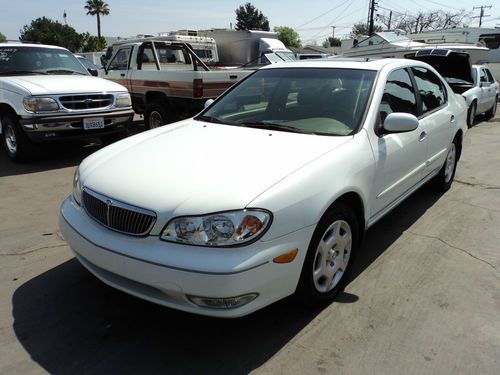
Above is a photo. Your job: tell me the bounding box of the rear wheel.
[485,96,497,119]
[431,138,458,192]
[467,101,476,128]
[1,112,35,162]
[145,102,169,130]
[296,202,359,306]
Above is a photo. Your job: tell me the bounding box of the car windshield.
[197,68,376,136]
[0,46,89,76]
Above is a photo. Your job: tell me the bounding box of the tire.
[144,102,168,130]
[485,96,497,119]
[431,137,459,192]
[1,112,35,162]
[296,202,359,307]
[467,101,476,128]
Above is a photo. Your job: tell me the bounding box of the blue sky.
[3,0,500,45]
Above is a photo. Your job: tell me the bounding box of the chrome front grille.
[59,94,113,110]
[82,188,156,236]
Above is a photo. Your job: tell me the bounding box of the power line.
[295,0,352,29]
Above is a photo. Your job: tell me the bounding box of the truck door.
[104,46,133,91]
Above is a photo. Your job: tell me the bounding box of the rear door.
[479,67,497,112]
[410,66,453,177]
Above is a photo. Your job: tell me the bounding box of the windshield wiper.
[45,69,86,75]
[194,115,238,125]
[0,70,48,75]
[239,121,317,135]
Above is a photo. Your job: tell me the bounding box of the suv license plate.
[83,117,105,130]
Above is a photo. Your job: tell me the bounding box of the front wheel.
[1,112,35,162]
[144,103,169,130]
[296,202,359,307]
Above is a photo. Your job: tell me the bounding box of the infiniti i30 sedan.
[60,58,467,317]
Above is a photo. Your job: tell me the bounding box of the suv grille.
[59,94,114,110]
[82,189,156,236]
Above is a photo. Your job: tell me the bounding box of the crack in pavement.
[449,199,500,213]
[0,243,68,256]
[406,230,499,275]
[455,179,500,190]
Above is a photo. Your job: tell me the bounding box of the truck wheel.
[145,103,168,130]
[1,113,34,162]
[295,202,359,307]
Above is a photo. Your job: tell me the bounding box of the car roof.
[260,58,435,72]
[0,42,68,50]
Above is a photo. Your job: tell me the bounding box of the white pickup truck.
[0,42,134,161]
[101,41,252,128]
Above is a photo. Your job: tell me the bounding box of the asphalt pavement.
[0,114,499,374]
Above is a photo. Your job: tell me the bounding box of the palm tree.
[84,0,110,40]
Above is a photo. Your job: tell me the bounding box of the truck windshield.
[0,46,89,76]
[197,68,376,136]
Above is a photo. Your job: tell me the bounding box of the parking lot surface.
[0,115,499,374]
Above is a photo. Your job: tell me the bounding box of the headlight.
[161,209,272,247]
[72,167,82,205]
[115,93,131,107]
[23,97,59,112]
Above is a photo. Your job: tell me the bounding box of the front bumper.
[59,197,314,318]
[19,109,134,142]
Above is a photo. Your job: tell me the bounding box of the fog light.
[187,293,258,309]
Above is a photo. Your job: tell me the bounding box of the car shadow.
[11,188,442,374]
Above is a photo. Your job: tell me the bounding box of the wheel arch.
[0,103,19,131]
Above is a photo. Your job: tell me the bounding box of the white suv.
[0,43,134,161]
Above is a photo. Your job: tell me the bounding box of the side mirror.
[88,68,98,77]
[204,99,214,109]
[383,112,419,133]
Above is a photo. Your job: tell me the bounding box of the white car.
[60,58,467,318]
[463,65,498,126]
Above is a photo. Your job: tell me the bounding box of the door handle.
[120,73,125,77]
[450,115,455,123]
[419,131,427,142]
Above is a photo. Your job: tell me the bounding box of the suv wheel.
[145,103,169,130]
[1,113,34,162]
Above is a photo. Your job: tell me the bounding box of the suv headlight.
[115,93,131,107]
[72,167,82,205]
[23,97,59,112]
[161,209,272,247]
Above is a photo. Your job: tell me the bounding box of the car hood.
[1,75,128,95]
[80,120,351,218]
[405,49,473,84]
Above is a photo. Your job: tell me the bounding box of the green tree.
[322,36,341,48]
[84,0,110,40]
[274,26,301,48]
[351,22,382,36]
[235,3,270,31]
[81,32,107,52]
[19,17,84,51]
[0,32,6,42]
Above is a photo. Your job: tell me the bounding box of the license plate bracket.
[83,117,105,130]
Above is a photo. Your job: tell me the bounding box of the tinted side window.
[379,68,418,122]
[479,68,488,83]
[484,68,495,84]
[411,67,446,114]
[108,47,131,70]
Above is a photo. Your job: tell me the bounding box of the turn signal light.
[193,78,203,98]
[273,248,298,263]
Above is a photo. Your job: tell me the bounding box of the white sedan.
[60,58,467,318]
[464,65,498,126]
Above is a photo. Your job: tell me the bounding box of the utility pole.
[388,11,392,30]
[472,5,492,27]
[368,0,377,36]
[331,26,336,38]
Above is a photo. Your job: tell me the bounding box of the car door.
[369,68,427,218]
[410,66,453,177]
[477,67,493,113]
[483,67,497,111]
[104,46,132,92]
